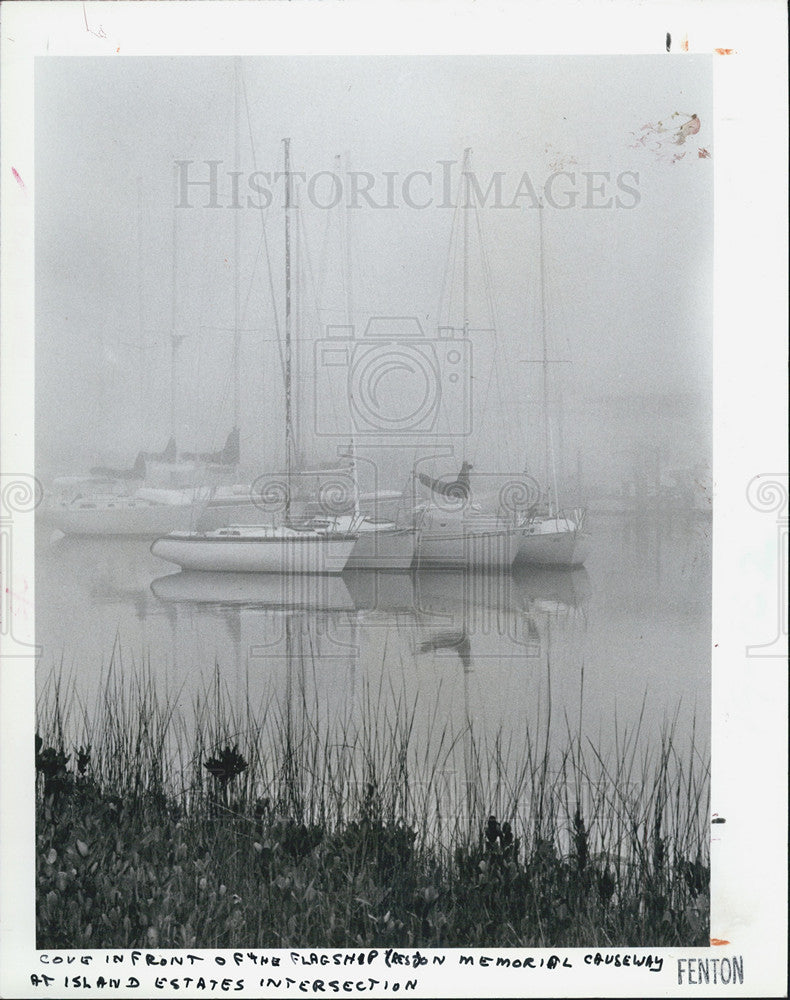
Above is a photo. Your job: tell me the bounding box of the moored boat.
[305,514,416,570]
[514,511,590,568]
[151,140,364,577]
[413,503,519,569]
[48,489,202,537]
[151,524,358,574]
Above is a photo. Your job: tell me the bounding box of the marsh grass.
[36,655,709,949]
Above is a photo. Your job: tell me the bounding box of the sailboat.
[150,520,357,574]
[302,457,415,571]
[297,168,417,570]
[514,508,589,567]
[151,139,359,575]
[412,487,521,569]
[413,460,525,568]
[47,487,207,538]
[46,446,249,536]
[514,201,589,568]
[412,149,522,569]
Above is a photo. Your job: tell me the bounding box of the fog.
[35,55,712,505]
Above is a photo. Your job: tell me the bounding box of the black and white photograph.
[1,3,786,998]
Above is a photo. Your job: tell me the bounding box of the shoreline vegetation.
[36,659,710,949]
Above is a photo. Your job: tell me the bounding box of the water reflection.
[36,514,710,830]
[142,564,590,826]
[147,566,590,670]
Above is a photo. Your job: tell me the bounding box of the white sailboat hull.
[302,515,416,570]
[514,521,590,568]
[414,527,519,569]
[346,528,416,570]
[151,530,356,574]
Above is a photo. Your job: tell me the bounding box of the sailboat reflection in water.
[149,564,589,842]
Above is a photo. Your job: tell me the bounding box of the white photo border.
[1,2,787,997]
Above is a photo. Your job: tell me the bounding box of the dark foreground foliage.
[36,732,709,949]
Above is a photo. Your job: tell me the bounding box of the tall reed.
[36,652,709,949]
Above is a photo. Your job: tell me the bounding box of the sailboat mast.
[232,58,241,434]
[462,148,471,337]
[338,154,361,522]
[136,177,145,440]
[170,166,179,443]
[538,201,559,517]
[284,138,293,524]
[293,193,302,468]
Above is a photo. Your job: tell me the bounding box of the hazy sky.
[36,55,712,489]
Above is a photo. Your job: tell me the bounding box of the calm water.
[35,512,711,822]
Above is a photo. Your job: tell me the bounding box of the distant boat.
[44,477,290,538]
[89,449,149,481]
[48,182,243,534]
[179,428,241,468]
[47,434,246,536]
[297,435,415,570]
[48,486,205,537]
[143,429,240,488]
[50,96,242,526]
